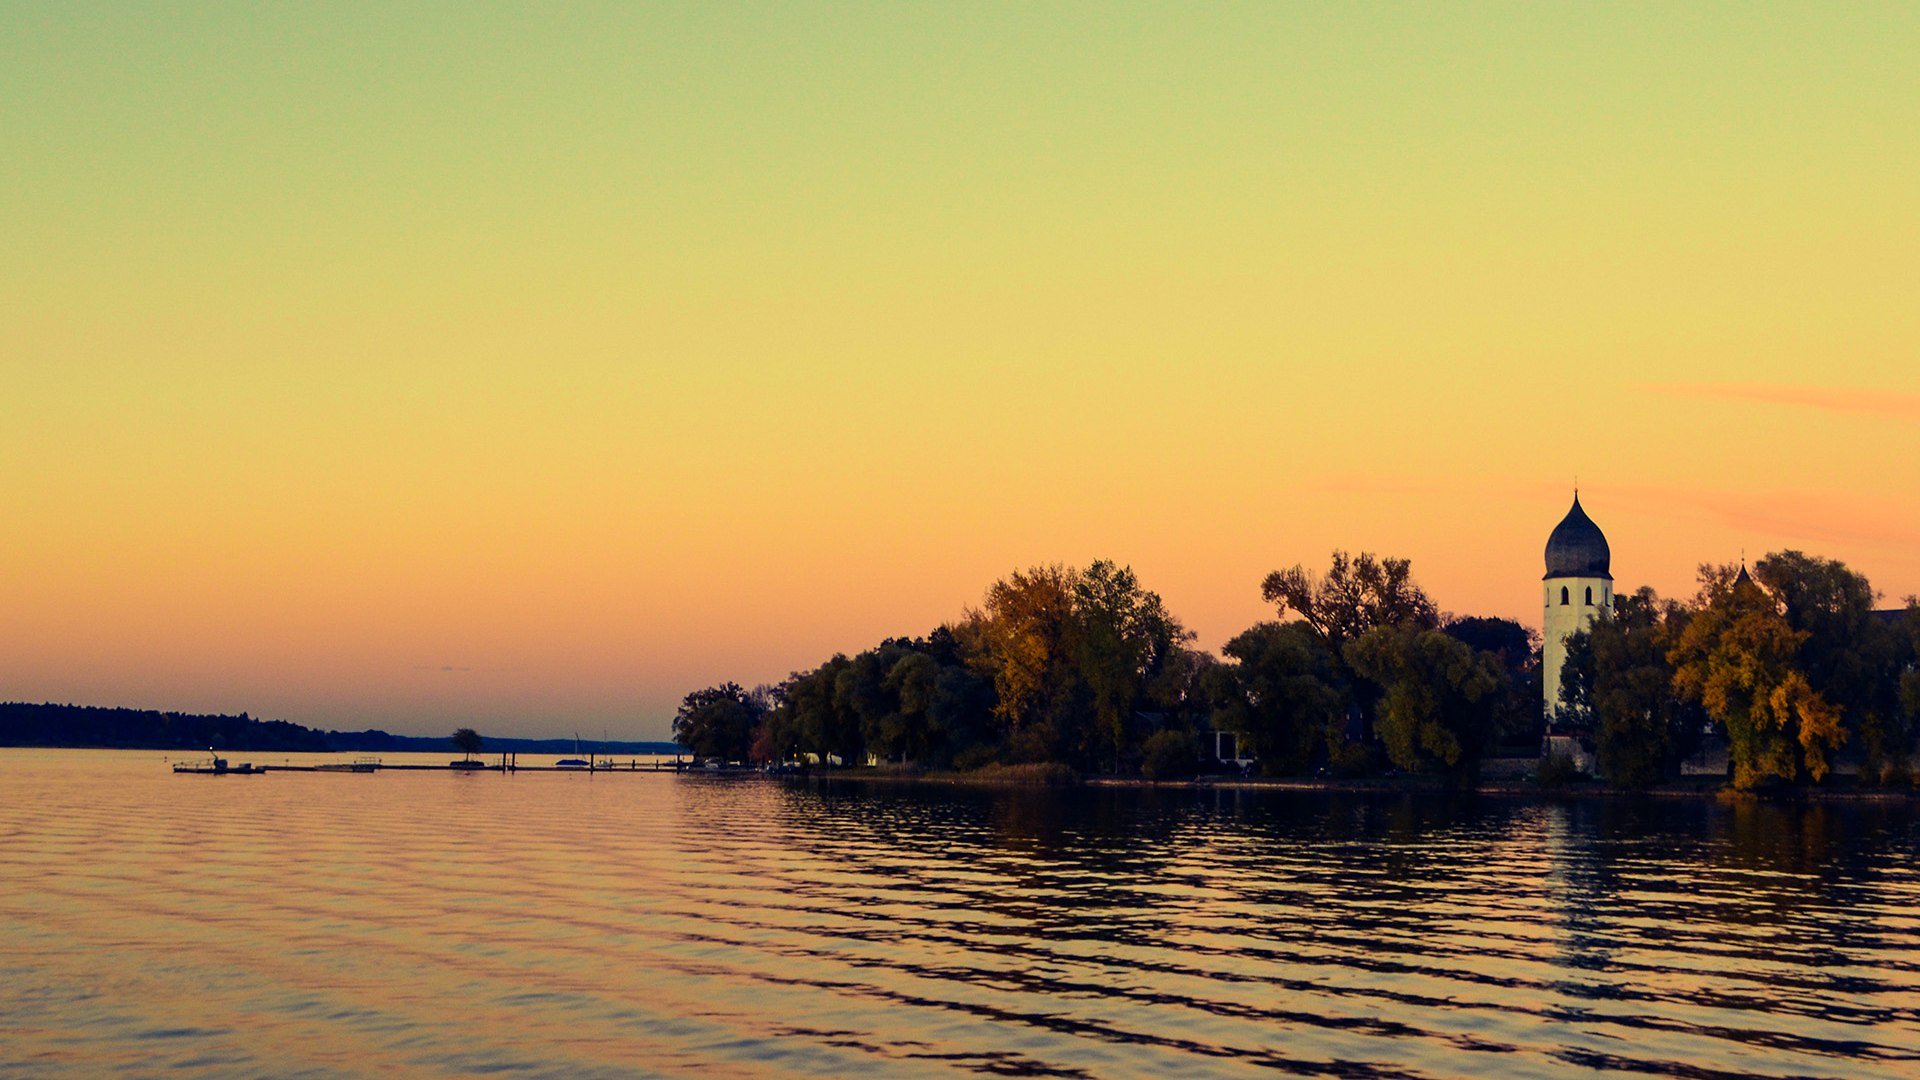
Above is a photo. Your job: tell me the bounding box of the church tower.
[1542,493,1612,724]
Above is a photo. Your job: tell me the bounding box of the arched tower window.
[1560,586,1570,605]
[1585,586,1593,606]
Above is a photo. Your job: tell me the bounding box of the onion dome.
[1544,494,1611,580]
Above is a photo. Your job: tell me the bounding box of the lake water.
[3,748,1918,1078]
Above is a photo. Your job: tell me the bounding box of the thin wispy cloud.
[1615,485,1920,553]
[1645,382,1920,422]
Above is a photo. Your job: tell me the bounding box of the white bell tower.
[1542,492,1612,725]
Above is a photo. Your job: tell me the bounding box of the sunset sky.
[4,4,1917,738]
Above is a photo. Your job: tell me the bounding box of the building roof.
[1544,494,1612,580]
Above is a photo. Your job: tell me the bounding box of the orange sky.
[3,5,1916,737]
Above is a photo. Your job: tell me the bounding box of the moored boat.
[555,732,591,768]
[172,753,265,775]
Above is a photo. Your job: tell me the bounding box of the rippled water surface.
[4,749,1920,1077]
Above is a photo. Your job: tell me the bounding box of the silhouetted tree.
[1208,622,1345,774]
[1445,615,1543,746]
[1345,626,1505,778]
[1756,551,1909,781]
[1261,551,1444,758]
[450,727,484,761]
[1261,551,1440,648]
[672,682,765,762]
[1559,588,1697,787]
[1070,560,1195,771]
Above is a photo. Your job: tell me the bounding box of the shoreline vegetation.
[676,551,1920,799]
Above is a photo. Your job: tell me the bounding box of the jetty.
[171,754,266,775]
[210,754,728,775]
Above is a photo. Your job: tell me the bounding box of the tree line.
[673,554,1538,781]
[0,702,334,752]
[676,550,1920,788]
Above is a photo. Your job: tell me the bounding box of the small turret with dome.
[1541,492,1614,734]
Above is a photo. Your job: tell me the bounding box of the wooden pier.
[233,756,709,775]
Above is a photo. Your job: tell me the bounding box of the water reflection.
[1,750,1917,1078]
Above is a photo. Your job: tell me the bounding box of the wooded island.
[673,551,1920,791]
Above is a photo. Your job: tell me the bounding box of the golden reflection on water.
[3,749,1919,1077]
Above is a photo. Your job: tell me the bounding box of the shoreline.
[799,768,1920,803]
[16,745,1919,803]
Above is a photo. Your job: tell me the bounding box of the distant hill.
[0,702,680,756]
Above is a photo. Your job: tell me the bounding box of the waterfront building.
[1542,494,1612,767]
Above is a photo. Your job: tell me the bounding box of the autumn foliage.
[1566,552,1919,790]
[677,547,1918,787]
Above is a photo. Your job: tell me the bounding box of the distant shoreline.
[0,701,678,757]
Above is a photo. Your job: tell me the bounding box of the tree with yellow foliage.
[962,563,1079,755]
[960,561,1194,769]
[1668,565,1846,789]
